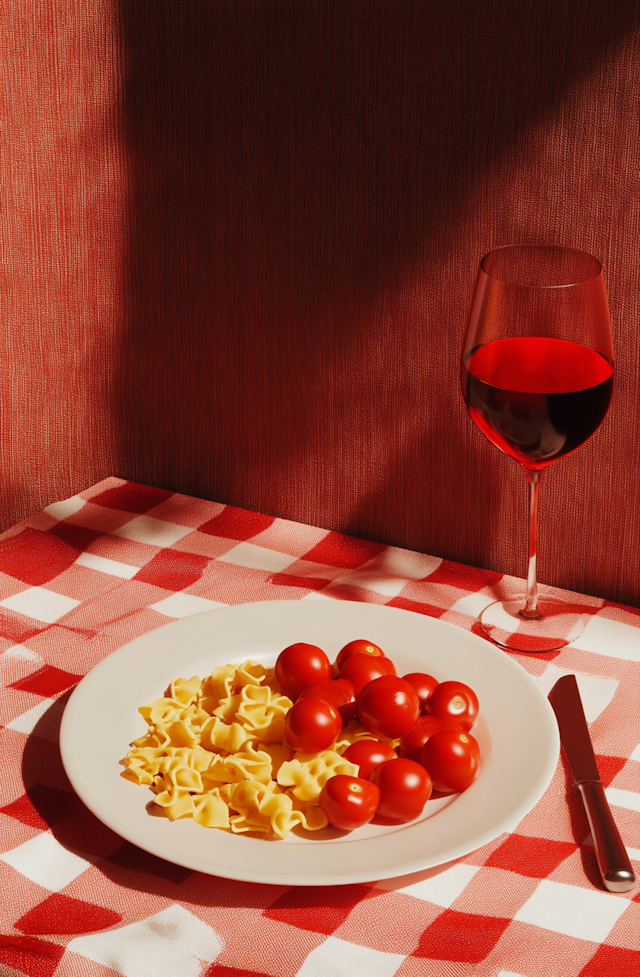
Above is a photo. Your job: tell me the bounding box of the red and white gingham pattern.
[0,477,638,977]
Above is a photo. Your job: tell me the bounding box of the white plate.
[60,600,559,886]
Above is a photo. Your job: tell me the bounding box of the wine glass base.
[476,595,589,653]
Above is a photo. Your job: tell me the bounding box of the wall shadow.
[116,0,640,593]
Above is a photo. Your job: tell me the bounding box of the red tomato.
[397,716,464,763]
[300,678,356,726]
[369,758,432,822]
[356,675,420,740]
[420,729,481,794]
[338,654,396,696]
[336,639,385,670]
[319,775,380,830]
[402,672,438,709]
[275,643,332,699]
[342,739,397,779]
[423,681,479,731]
[284,696,342,753]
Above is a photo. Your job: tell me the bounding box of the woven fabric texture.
[0,478,638,977]
[1,2,639,605]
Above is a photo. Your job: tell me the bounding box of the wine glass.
[460,245,614,652]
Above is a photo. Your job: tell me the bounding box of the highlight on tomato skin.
[275,643,332,700]
[319,774,380,831]
[335,639,386,671]
[284,696,342,753]
[369,758,432,822]
[342,739,397,780]
[402,672,439,709]
[299,678,357,726]
[423,680,479,731]
[337,654,396,696]
[420,729,481,794]
[356,675,421,740]
[397,716,465,763]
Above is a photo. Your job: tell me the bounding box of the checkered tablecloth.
[0,477,638,977]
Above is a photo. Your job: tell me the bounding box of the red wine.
[461,337,613,469]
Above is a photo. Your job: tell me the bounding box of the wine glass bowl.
[461,245,614,652]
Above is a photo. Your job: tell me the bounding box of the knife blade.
[548,674,635,893]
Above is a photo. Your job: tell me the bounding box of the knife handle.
[578,782,636,892]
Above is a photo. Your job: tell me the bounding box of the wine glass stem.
[523,469,543,618]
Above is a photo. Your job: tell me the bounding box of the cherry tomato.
[300,678,356,726]
[402,672,438,709]
[338,654,396,696]
[284,696,342,753]
[369,758,432,822]
[356,675,420,740]
[423,680,479,731]
[319,775,380,830]
[342,739,397,779]
[275,643,332,699]
[420,729,481,794]
[336,639,385,671]
[397,716,464,763]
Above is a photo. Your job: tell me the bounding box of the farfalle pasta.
[276,751,358,803]
[121,660,374,838]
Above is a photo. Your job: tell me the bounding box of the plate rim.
[59,599,560,886]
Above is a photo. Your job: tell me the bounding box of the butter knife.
[548,674,635,893]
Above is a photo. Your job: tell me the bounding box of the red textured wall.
[2,1,639,605]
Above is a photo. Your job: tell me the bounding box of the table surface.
[0,477,638,977]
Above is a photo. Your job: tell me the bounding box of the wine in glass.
[460,245,614,652]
